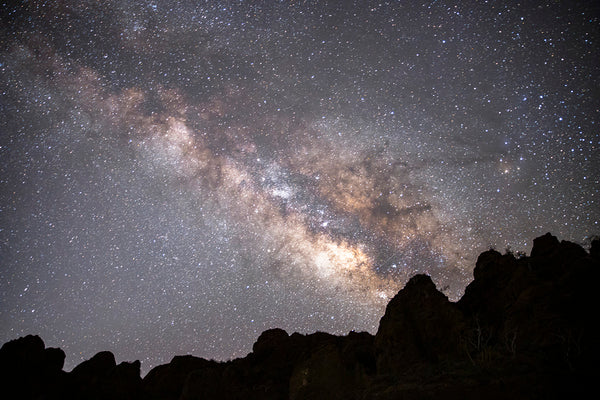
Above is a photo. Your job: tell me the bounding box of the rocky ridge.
[1,233,598,399]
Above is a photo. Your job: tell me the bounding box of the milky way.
[1,1,598,374]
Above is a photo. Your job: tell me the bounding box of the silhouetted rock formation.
[375,274,465,375]
[0,334,66,399]
[144,355,218,400]
[1,233,598,399]
[67,351,143,400]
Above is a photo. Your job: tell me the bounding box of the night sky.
[1,1,598,374]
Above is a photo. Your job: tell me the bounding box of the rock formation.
[1,233,598,399]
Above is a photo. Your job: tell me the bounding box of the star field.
[1,1,598,374]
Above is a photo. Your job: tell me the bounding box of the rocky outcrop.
[1,233,598,399]
[66,350,143,399]
[0,335,66,399]
[178,330,374,400]
[375,274,465,374]
[143,355,218,400]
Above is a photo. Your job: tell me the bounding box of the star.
[0,0,597,375]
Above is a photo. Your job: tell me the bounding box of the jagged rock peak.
[402,273,438,292]
[375,273,465,373]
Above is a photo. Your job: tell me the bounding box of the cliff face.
[2,233,598,399]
